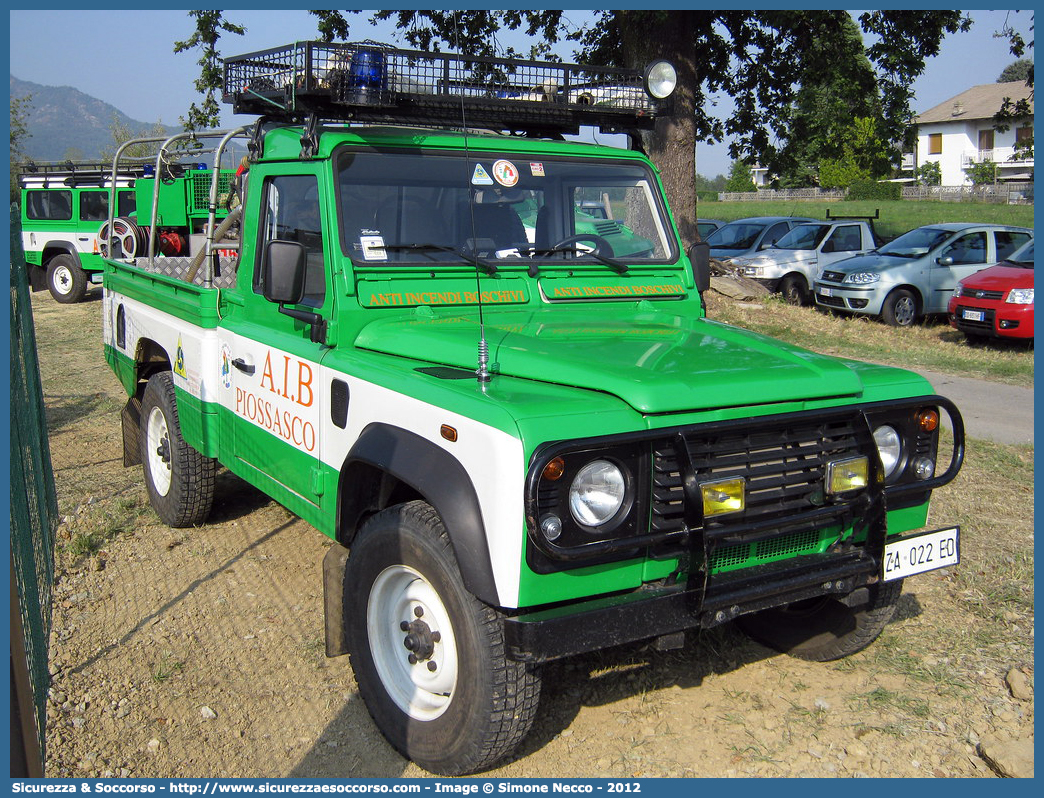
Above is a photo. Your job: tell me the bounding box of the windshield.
[878,226,952,258]
[705,222,766,251]
[1004,241,1034,268]
[335,150,674,265]
[773,224,829,251]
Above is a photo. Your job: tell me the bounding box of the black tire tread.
[140,372,215,528]
[347,501,540,775]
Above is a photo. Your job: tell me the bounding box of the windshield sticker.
[530,162,545,177]
[492,160,519,187]
[359,235,388,261]
[471,164,494,185]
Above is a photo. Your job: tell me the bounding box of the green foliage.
[724,160,756,193]
[10,93,32,202]
[915,161,941,186]
[100,115,172,165]
[696,191,720,202]
[817,116,891,188]
[776,15,884,186]
[964,160,998,186]
[846,180,901,201]
[694,172,727,192]
[998,59,1033,83]
[173,10,246,131]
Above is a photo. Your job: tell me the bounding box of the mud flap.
[121,396,142,467]
[27,264,47,292]
[323,543,351,657]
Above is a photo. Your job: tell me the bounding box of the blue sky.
[8,8,1035,178]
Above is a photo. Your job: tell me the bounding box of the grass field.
[697,199,1034,239]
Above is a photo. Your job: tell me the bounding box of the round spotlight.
[644,60,678,100]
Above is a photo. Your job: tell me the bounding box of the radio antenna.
[453,12,492,384]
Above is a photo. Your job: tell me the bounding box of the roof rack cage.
[223,41,667,134]
[19,160,150,178]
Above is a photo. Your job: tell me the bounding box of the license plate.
[883,527,960,581]
[819,288,833,298]
[961,309,985,322]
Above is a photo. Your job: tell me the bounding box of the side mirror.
[937,255,954,267]
[688,241,711,293]
[262,240,307,304]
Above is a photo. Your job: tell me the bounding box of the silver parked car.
[707,216,819,264]
[814,223,1033,326]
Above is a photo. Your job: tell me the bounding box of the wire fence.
[718,183,1033,204]
[9,205,58,770]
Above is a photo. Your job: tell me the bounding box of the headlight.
[952,284,964,298]
[740,265,764,277]
[1006,288,1034,305]
[568,460,626,527]
[873,425,902,478]
[845,272,880,285]
[643,60,677,99]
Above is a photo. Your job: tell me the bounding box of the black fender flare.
[338,423,500,606]
[42,240,81,266]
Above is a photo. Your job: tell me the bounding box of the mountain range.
[10,75,181,163]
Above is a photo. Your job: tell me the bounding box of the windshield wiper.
[378,243,497,275]
[529,245,628,274]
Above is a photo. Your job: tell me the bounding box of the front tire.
[345,501,540,775]
[780,273,811,306]
[882,289,918,327]
[139,372,215,527]
[47,254,88,303]
[737,580,903,662]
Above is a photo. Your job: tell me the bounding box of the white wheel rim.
[367,564,458,721]
[52,265,73,294]
[145,406,173,497]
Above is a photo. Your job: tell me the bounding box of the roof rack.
[223,41,669,135]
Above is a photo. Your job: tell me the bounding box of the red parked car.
[949,240,1034,341]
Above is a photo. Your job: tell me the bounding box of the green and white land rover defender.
[101,42,965,775]
[19,159,235,302]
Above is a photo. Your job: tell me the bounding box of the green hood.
[355,308,866,414]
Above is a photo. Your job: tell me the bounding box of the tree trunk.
[620,12,700,248]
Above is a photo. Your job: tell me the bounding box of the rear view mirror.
[937,256,954,267]
[262,240,307,304]
[688,241,711,293]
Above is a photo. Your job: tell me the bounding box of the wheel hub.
[400,608,441,668]
[156,437,171,465]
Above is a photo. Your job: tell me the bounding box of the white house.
[913,82,1033,186]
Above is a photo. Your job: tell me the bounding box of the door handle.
[232,357,255,375]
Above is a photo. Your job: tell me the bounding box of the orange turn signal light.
[917,409,939,432]
[542,457,565,481]
[440,425,458,442]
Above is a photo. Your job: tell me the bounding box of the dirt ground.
[33,289,1033,779]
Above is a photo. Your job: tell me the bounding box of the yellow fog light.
[826,456,869,494]
[700,477,745,517]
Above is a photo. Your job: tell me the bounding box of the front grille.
[710,527,832,572]
[653,415,863,536]
[817,294,846,308]
[970,289,1004,300]
[821,271,845,283]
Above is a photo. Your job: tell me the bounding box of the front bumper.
[949,301,1034,339]
[508,397,965,664]
[814,281,885,315]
